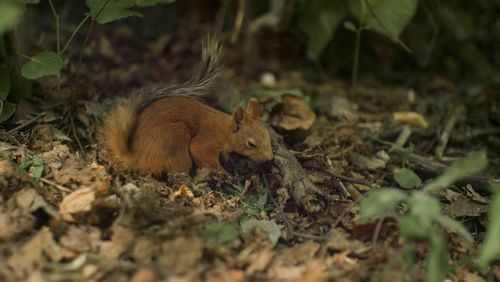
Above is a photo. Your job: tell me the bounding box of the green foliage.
[394,168,422,189]
[85,0,175,24]
[298,0,348,61]
[86,0,142,24]
[360,188,407,219]
[349,0,419,40]
[424,151,488,193]
[360,151,489,278]
[0,64,16,122]
[0,101,16,123]
[205,222,239,244]
[21,51,63,80]
[0,3,21,34]
[478,184,500,268]
[426,233,448,282]
[19,156,44,180]
[297,0,418,61]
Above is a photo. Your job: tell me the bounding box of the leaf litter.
[0,23,499,282]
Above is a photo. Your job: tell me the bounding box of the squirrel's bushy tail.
[134,34,225,112]
[100,103,136,169]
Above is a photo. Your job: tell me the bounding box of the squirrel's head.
[229,98,273,163]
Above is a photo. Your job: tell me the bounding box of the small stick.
[311,164,373,189]
[435,106,465,159]
[389,125,411,152]
[40,177,72,192]
[230,0,246,44]
[7,113,45,134]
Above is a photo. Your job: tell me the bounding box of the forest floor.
[1,24,499,282]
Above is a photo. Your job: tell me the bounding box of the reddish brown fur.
[101,96,273,174]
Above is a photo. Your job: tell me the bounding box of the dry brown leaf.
[269,94,316,131]
[59,187,96,222]
[173,184,194,199]
[246,245,275,274]
[393,111,429,128]
[302,259,327,282]
[279,240,320,265]
[99,225,135,261]
[131,267,157,282]
[158,236,203,274]
[0,207,35,241]
[6,227,63,279]
[206,269,245,282]
[327,228,369,255]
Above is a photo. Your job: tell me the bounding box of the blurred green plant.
[0,0,175,124]
[360,151,488,282]
[298,0,418,92]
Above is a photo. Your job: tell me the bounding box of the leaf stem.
[48,0,60,54]
[350,0,366,97]
[61,15,90,54]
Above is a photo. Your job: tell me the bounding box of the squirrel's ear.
[246,98,260,120]
[231,106,245,132]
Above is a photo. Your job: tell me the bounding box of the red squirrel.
[100,36,273,174]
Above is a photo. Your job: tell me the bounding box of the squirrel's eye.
[246,140,257,148]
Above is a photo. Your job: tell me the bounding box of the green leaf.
[400,192,441,239]
[394,168,422,189]
[0,100,16,123]
[478,184,500,268]
[359,188,407,219]
[436,215,473,243]
[21,51,63,79]
[240,219,283,246]
[0,65,10,100]
[349,0,418,40]
[343,21,357,32]
[86,0,142,24]
[0,3,22,34]
[119,0,175,7]
[424,151,488,193]
[5,0,40,3]
[205,222,239,244]
[29,156,44,179]
[298,0,348,60]
[426,233,449,282]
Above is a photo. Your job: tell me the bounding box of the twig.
[230,0,246,44]
[372,217,384,246]
[69,112,85,156]
[215,0,231,36]
[40,177,72,192]
[389,125,411,152]
[7,112,45,134]
[311,164,373,189]
[435,106,465,159]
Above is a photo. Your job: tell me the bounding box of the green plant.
[360,151,488,282]
[298,0,418,93]
[0,0,175,124]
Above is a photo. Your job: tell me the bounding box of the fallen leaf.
[279,241,320,265]
[246,245,275,274]
[173,184,194,199]
[59,187,96,222]
[269,94,316,131]
[241,219,283,246]
[131,267,157,282]
[6,227,63,279]
[327,228,369,255]
[99,225,135,261]
[393,111,429,128]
